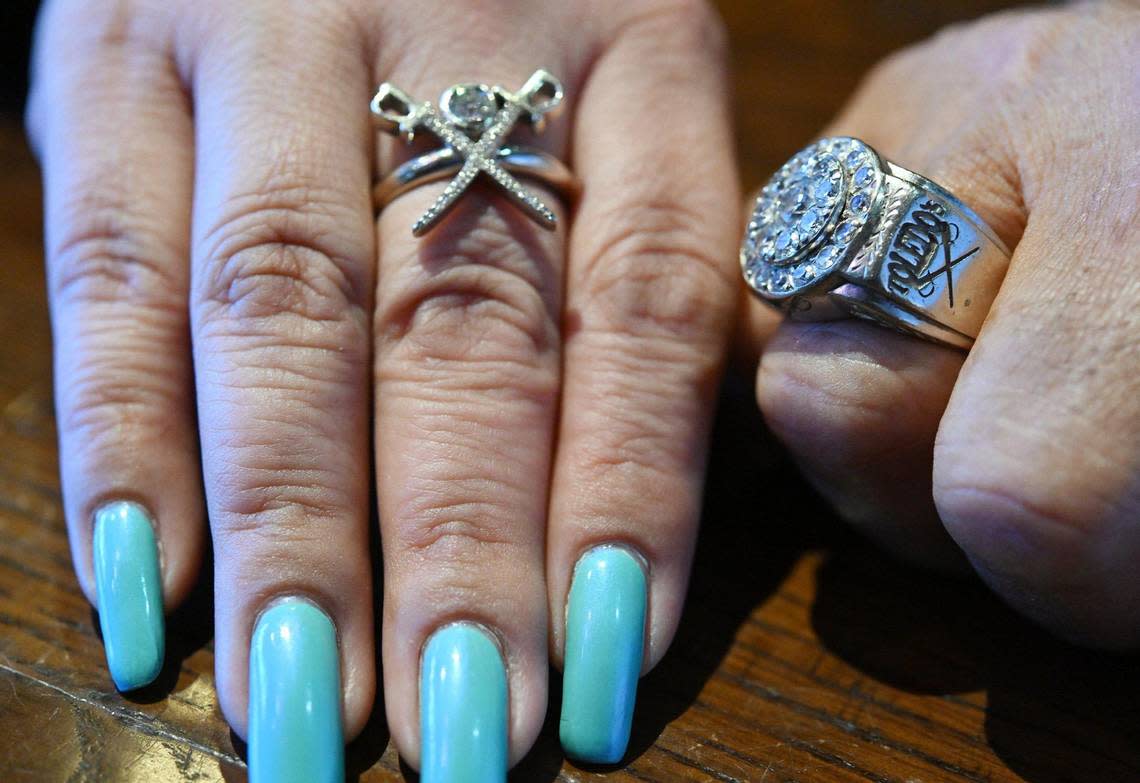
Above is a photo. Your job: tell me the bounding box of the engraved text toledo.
[885,199,980,308]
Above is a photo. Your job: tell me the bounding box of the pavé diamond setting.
[740,136,1012,349]
[742,137,883,298]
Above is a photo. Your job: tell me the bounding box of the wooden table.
[2,1,1137,780]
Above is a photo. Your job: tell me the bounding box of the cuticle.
[419,618,509,664]
[570,541,651,583]
[252,592,342,648]
[91,497,168,585]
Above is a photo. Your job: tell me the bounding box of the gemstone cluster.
[742,137,882,298]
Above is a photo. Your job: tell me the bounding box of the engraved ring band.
[370,69,579,237]
[740,137,1012,349]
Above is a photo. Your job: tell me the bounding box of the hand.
[26,0,739,775]
[746,2,1140,647]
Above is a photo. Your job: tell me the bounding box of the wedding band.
[371,69,577,236]
[740,136,1011,349]
[372,146,577,213]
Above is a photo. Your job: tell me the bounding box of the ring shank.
[787,161,1012,349]
[373,146,578,211]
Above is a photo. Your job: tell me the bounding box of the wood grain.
[2,1,1138,781]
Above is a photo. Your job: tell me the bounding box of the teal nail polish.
[92,501,164,691]
[249,599,344,783]
[560,545,647,764]
[420,623,508,783]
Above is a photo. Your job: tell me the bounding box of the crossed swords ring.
[740,137,1012,349]
[371,69,577,236]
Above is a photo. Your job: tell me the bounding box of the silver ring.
[372,146,577,215]
[740,136,1011,349]
[371,69,576,237]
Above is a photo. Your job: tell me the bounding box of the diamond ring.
[371,69,577,236]
[372,146,577,217]
[740,137,1011,349]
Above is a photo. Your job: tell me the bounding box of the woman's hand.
[26,0,738,775]
[747,2,1140,648]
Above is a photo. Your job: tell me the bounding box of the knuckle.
[567,357,713,492]
[200,239,353,324]
[878,9,1061,92]
[622,0,726,55]
[395,493,521,564]
[572,425,688,513]
[197,193,370,326]
[34,0,176,81]
[934,446,1140,590]
[40,0,153,50]
[200,384,364,538]
[60,359,183,443]
[49,206,185,310]
[944,11,1064,92]
[375,225,559,388]
[402,518,517,564]
[576,200,735,343]
[208,466,349,533]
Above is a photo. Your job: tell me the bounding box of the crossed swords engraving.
[371,70,564,236]
[922,223,979,308]
[889,216,980,309]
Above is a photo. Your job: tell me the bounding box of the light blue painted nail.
[420,623,508,783]
[560,545,647,764]
[249,598,344,783]
[92,501,164,691]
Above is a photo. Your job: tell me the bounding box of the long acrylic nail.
[420,622,508,783]
[249,598,344,783]
[92,500,165,691]
[560,545,647,764]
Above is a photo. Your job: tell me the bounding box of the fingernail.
[420,622,508,783]
[249,598,344,783]
[560,545,647,764]
[92,500,164,691]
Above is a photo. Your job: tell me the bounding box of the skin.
[26,0,737,767]
[746,2,1140,648]
[25,0,1138,770]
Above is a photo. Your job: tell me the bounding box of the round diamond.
[798,209,823,234]
[440,84,499,133]
[834,221,856,244]
[854,165,875,188]
[774,229,793,252]
[851,193,870,213]
[815,245,840,269]
[812,176,838,202]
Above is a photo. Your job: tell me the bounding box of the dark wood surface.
[3,1,1138,781]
